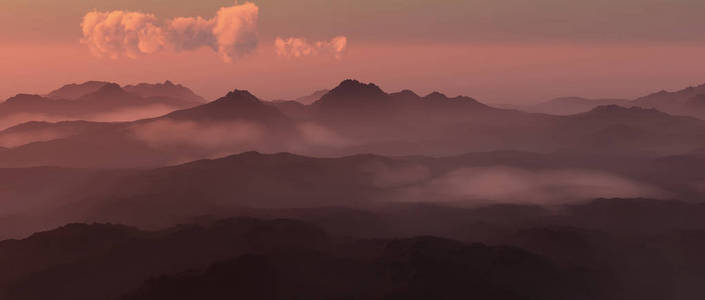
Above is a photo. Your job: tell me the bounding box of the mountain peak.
[314,79,389,107]
[123,81,205,103]
[424,91,448,101]
[163,89,291,123]
[72,82,138,104]
[5,94,47,104]
[97,82,123,92]
[221,89,260,104]
[87,82,129,98]
[331,79,385,95]
[389,89,421,102]
[338,79,370,88]
[46,81,111,100]
[396,89,420,98]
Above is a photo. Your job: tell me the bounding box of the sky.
[2,0,705,104]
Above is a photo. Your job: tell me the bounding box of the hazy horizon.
[3,0,705,104]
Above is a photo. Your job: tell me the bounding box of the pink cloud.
[80,2,258,63]
[275,36,347,59]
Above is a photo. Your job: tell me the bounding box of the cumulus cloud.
[275,36,347,59]
[81,2,258,62]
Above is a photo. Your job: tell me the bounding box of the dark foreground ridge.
[0,217,601,300]
[2,198,705,300]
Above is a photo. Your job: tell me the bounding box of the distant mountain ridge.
[46,81,110,100]
[529,97,630,115]
[166,90,281,121]
[529,82,705,119]
[124,80,205,103]
[2,79,705,168]
[46,80,204,103]
[633,83,705,107]
[631,83,705,118]
[0,81,205,130]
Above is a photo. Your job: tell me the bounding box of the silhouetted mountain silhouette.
[124,80,205,104]
[3,78,705,300]
[2,79,705,168]
[528,82,705,119]
[529,97,630,115]
[0,81,206,130]
[46,81,110,100]
[314,79,389,108]
[633,83,705,110]
[165,90,289,124]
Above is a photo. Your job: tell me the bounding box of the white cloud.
[80,2,259,62]
[212,2,259,62]
[275,36,348,59]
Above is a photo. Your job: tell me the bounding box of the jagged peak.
[94,82,124,93]
[163,88,288,122]
[337,79,378,89]
[329,79,385,95]
[423,92,480,103]
[194,89,264,109]
[122,81,205,103]
[57,80,110,88]
[57,81,110,88]
[221,89,260,102]
[314,79,389,106]
[423,91,448,100]
[125,80,188,89]
[46,81,111,100]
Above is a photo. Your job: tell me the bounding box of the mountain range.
[0,81,204,130]
[529,82,705,118]
[3,148,705,240]
[1,79,705,168]
[3,78,705,299]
